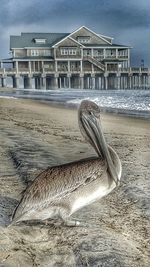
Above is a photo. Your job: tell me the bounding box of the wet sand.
[0,98,150,267]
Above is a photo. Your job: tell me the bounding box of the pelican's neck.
[108,145,122,181]
[97,122,120,184]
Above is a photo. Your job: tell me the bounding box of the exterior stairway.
[84,56,105,71]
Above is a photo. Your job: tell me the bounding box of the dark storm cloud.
[0,0,150,65]
[57,0,150,30]
[105,7,150,29]
[1,0,149,29]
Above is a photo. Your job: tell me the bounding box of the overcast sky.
[0,0,150,66]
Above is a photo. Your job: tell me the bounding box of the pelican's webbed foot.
[63,218,81,227]
[63,217,89,227]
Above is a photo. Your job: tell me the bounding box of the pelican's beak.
[81,112,119,186]
[81,112,104,158]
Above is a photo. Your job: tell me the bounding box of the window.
[61,48,69,55]
[77,36,91,43]
[97,49,103,55]
[34,38,47,44]
[60,48,76,56]
[83,49,91,56]
[69,49,76,55]
[106,49,116,56]
[31,50,39,56]
[43,50,51,56]
[93,49,104,57]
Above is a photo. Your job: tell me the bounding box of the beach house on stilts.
[0,26,149,89]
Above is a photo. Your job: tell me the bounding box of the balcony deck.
[0,67,150,76]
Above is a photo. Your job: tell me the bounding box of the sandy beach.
[0,97,150,267]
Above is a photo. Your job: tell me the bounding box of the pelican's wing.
[12,158,107,221]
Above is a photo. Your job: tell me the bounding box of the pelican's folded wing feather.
[12,158,106,220]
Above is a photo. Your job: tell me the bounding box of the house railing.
[0,68,16,74]
[107,67,150,74]
[83,56,105,71]
[0,67,150,75]
[118,55,128,58]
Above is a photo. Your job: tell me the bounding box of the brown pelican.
[10,100,121,226]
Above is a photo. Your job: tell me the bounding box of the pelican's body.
[11,100,122,226]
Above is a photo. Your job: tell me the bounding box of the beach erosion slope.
[0,98,150,267]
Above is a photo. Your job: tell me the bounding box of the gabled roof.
[52,36,85,48]
[53,26,112,47]
[78,26,112,45]
[98,34,113,40]
[10,26,131,50]
[10,32,69,49]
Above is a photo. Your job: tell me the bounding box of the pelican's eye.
[88,110,93,116]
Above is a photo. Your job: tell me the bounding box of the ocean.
[0,89,150,119]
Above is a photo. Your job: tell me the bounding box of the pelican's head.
[79,100,100,121]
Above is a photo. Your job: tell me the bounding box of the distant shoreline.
[0,87,150,119]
